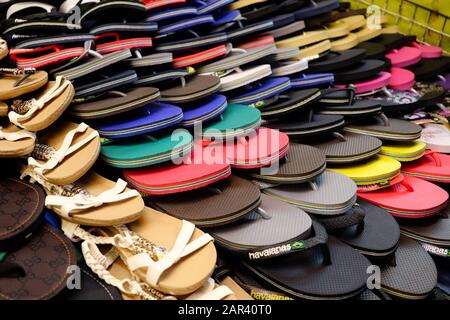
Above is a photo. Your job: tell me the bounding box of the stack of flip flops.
[1,0,450,301]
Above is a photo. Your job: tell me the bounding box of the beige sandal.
[68,206,217,296]
[0,68,48,100]
[22,121,100,185]
[0,122,36,158]
[8,76,75,132]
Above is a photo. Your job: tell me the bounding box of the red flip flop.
[123,143,231,195]
[389,67,415,91]
[173,44,231,68]
[385,47,422,68]
[401,151,450,183]
[358,174,448,218]
[219,127,289,169]
[95,33,152,55]
[142,0,186,10]
[408,42,442,59]
[9,45,86,69]
[238,35,276,50]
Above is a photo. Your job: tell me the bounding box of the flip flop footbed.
[0,123,36,158]
[0,70,48,100]
[380,141,426,162]
[402,152,450,182]
[419,123,450,153]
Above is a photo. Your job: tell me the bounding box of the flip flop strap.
[186,278,234,300]
[9,76,71,127]
[81,240,164,300]
[45,179,140,217]
[127,220,213,287]
[27,122,99,176]
[0,126,36,141]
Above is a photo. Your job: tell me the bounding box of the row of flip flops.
[0,0,450,300]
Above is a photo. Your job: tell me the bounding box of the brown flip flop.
[70,87,160,119]
[148,175,261,227]
[72,206,216,296]
[8,76,75,132]
[160,75,221,103]
[0,224,77,300]
[0,68,48,100]
[22,121,100,185]
[43,171,145,226]
[0,122,36,158]
[0,178,45,251]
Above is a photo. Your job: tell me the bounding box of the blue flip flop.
[290,73,335,89]
[93,101,183,139]
[293,0,340,20]
[180,94,228,127]
[228,77,292,105]
[145,6,198,22]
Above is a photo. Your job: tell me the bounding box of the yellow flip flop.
[330,155,401,185]
[380,141,427,162]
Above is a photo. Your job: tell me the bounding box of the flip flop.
[311,132,382,164]
[142,0,186,11]
[76,206,216,296]
[148,175,261,227]
[322,199,400,260]
[249,142,326,184]
[0,68,48,100]
[408,57,450,82]
[180,94,228,127]
[0,178,45,251]
[419,123,450,153]
[226,19,274,40]
[380,236,437,299]
[208,194,313,260]
[402,151,450,183]
[43,171,145,226]
[334,60,386,83]
[202,104,261,141]
[307,49,366,73]
[407,42,442,59]
[385,47,422,68]
[258,88,322,119]
[263,170,357,215]
[344,115,422,141]
[160,75,221,103]
[123,143,231,195]
[0,224,76,300]
[172,44,231,68]
[266,112,345,138]
[435,258,450,300]
[8,76,74,132]
[228,77,291,106]
[92,102,183,139]
[358,174,448,218]
[335,71,392,94]
[264,20,305,40]
[330,154,401,186]
[239,235,371,300]
[218,127,289,169]
[157,14,215,35]
[145,6,198,22]
[380,141,426,162]
[401,214,450,253]
[100,130,194,169]
[70,87,160,119]
[290,73,335,89]
[355,42,386,59]
[219,65,272,92]
[293,0,340,20]
[94,33,153,55]
[388,67,415,91]
[270,60,309,77]
[155,31,228,52]
[0,123,36,158]
[89,22,158,36]
[198,45,276,75]
[22,121,100,185]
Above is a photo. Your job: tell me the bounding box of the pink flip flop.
[385,47,422,68]
[408,42,442,59]
[335,72,392,94]
[389,67,415,91]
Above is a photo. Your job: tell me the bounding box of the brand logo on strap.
[248,241,306,260]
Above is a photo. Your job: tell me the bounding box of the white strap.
[45,179,140,218]
[186,278,234,300]
[0,126,35,142]
[7,2,55,19]
[27,122,99,176]
[9,76,72,128]
[127,220,213,287]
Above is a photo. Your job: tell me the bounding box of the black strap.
[0,261,26,278]
[320,87,355,105]
[319,205,365,232]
